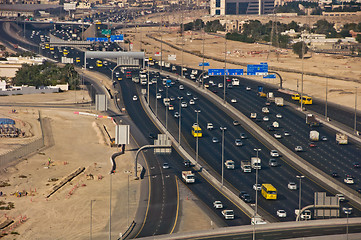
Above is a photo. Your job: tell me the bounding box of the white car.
[284,131,290,136]
[132,95,138,101]
[222,210,234,220]
[213,201,223,209]
[235,139,243,146]
[276,113,283,119]
[207,123,214,130]
[246,86,251,91]
[295,146,303,152]
[181,102,187,108]
[189,99,195,105]
[179,85,184,90]
[253,184,261,191]
[344,176,354,184]
[156,93,162,99]
[218,83,223,88]
[174,112,179,118]
[270,150,279,157]
[263,116,269,122]
[277,210,287,218]
[288,182,297,190]
[274,133,282,139]
[231,99,237,103]
[162,163,169,169]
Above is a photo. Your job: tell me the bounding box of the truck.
[241,160,252,173]
[225,160,235,169]
[310,130,319,141]
[182,171,195,183]
[251,157,261,170]
[306,114,320,127]
[275,97,284,106]
[267,92,275,102]
[295,209,311,220]
[232,78,240,86]
[336,133,348,145]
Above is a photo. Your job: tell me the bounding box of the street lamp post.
[296,175,305,219]
[325,77,328,120]
[220,127,227,187]
[147,60,150,105]
[195,110,201,163]
[223,36,227,104]
[345,207,352,240]
[178,96,183,146]
[354,87,358,135]
[90,199,95,240]
[165,85,169,132]
[253,149,261,217]
[155,78,158,118]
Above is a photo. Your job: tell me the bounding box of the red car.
[309,142,316,147]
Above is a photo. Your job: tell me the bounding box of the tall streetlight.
[300,34,305,111]
[90,199,95,240]
[165,85,169,132]
[354,87,358,135]
[178,96,183,146]
[202,28,205,89]
[147,60,150,105]
[345,207,352,240]
[109,172,113,240]
[296,175,305,219]
[253,148,261,217]
[195,110,201,163]
[325,77,328,120]
[155,78,158,118]
[220,127,227,187]
[223,35,227,104]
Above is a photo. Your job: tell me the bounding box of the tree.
[356,34,361,43]
[292,41,308,58]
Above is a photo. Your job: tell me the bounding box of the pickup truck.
[241,160,251,173]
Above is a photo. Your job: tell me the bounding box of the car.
[156,93,162,99]
[184,159,191,167]
[186,91,192,96]
[240,133,247,139]
[331,172,339,178]
[189,99,195,105]
[321,136,328,141]
[193,96,198,100]
[207,123,214,130]
[179,85,184,90]
[274,133,282,139]
[284,131,290,136]
[233,120,240,126]
[277,210,287,218]
[181,102,187,108]
[218,83,223,88]
[270,150,279,157]
[276,113,283,118]
[170,96,175,101]
[309,142,316,147]
[263,116,269,122]
[253,184,261,191]
[209,80,214,84]
[221,210,234,220]
[231,98,237,103]
[246,86,251,91]
[132,95,138,101]
[213,201,223,209]
[227,84,233,89]
[162,163,169,169]
[265,101,271,106]
[169,105,174,110]
[212,137,219,143]
[269,159,278,167]
[212,90,218,93]
[158,88,164,92]
[148,133,156,139]
[89,66,94,69]
[240,193,252,203]
[353,162,360,168]
[288,182,297,190]
[295,146,303,152]
[344,175,354,184]
[336,193,345,202]
[343,207,353,215]
[235,139,243,146]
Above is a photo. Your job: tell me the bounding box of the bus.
[192,125,202,138]
[300,96,313,105]
[261,184,277,200]
[291,93,300,100]
[96,60,103,67]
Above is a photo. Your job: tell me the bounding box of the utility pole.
[223,35,227,104]
[202,28,205,89]
[300,34,305,111]
[354,87,358,135]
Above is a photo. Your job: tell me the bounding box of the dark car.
[149,133,156,139]
[353,162,360,168]
[331,172,339,178]
[184,159,191,167]
[239,191,251,203]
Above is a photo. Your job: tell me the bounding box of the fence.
[0,111,52,168]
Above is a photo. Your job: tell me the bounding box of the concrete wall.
[0,86,59,96]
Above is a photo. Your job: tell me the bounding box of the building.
[210,0,275,15]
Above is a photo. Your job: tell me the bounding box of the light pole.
[253,148,261,217]
[178,96,183,146]
[155,78,158,118]
[90,199,95,240]
[300,34,305,111]
[223,35,227,104]
[325,77,328,120]
[296,175,305,219]
[345,207,352,240]
[147,60,150,105]
[195,110,201,163]
[165,85,169,132]
[220,127,227,187]
[109,172,113,240]
[202,28,205,89]
[354,87,358,135]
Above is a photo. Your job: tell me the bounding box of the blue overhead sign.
[263,74,276,79]
[208,69,225,76]
[247,63,268,75]
[199,62,210,67]
[86,37,108,42]
[110,34,124,42]
[227,69,244,76]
